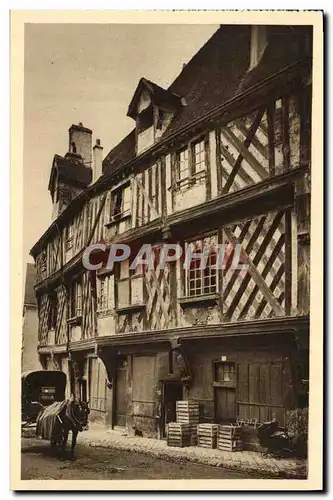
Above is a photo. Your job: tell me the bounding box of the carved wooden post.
[170,339,193,398]
[296,172,311,316]
[97,346,117,427]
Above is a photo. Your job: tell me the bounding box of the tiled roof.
[102,129,136,176]
[24,263,37,306]
[102,25,311,177]
[48,154,92,193]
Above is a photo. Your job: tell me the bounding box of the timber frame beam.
[30,59,311,259]
[167,165,307,228]
[65,315,309,352]
[33,165,308,292]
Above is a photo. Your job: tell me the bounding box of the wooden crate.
[197,424,219,449]
[176,401,199,446]
[189,424,198,446]
[176,400,199,409]
[166,423,191,448]
[217,425,243,452]
[218,425,242,437]
[177,416,199,422]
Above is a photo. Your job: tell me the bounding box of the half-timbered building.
[30,25,312,436]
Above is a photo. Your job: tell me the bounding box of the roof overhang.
[127,77,181,119]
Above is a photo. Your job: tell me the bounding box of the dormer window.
[156,108,165,131]
[137,106,154,134]
[127,77,182,156]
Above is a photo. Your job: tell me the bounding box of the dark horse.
[37,397,90,460]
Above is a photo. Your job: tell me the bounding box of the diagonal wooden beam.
[146,267,170,327]
[220,142,254,186]
[238,233,285,319]
[86,193,108,246]
[133,175,160,220]
[234,119,269,160]
[224,224,285,317]
[224,218,265,301]
[222,126,268,182]
[222,108,265,194]
[55,287,66,344]
[145,273,161,329]
[255,263,285,318]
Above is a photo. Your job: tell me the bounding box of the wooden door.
[115,366,127,427]
[215,387,236,423]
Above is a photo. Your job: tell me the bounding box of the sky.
[23,23,219,265]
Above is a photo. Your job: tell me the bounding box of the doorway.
[161,381,183,437]
[215,387,236,423]
[213,361,236,424]
[78,379,87,402]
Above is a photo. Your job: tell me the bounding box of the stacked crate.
[218,425,243,452]
[176,400,199,446]
[197,424,219,449]
[166,422,191,448]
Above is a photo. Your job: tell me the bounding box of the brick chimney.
[68,122,92,166]
[93,138,103,182]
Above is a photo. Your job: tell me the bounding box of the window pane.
[178,148,189,180]
[123,186,131,213]
[215,363,236,382]
[185,234,218,296]
[113,191,123,216]
[193,140,206,174]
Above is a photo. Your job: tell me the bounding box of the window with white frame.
[185,234,218,297]
[97,274,114,312]
[110,184,131,222]
[175,137,207,189]
[70,279,82,318]
[192,139,206,176]
[177,148,189,183]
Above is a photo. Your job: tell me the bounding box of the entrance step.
[112,426,127,436]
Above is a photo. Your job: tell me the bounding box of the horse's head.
[77,400,90,429]
[67,397,90,430]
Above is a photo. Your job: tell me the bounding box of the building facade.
[22,263,42,372]
[30,25,312,435]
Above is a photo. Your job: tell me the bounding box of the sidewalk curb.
[80,435,307,480]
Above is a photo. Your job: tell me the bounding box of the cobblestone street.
[21,437,262,480]
[21,425,307,480]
